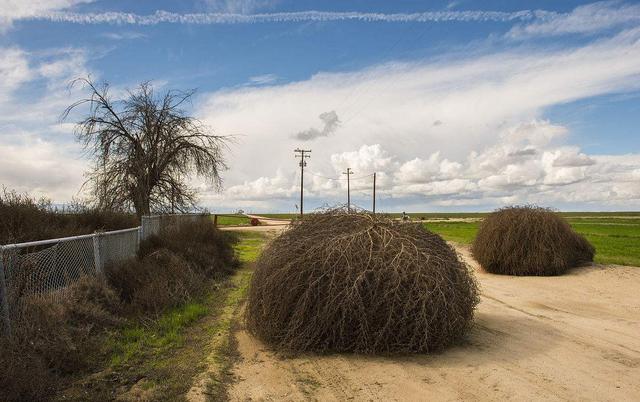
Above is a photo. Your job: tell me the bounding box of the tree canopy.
[63,78,230,217]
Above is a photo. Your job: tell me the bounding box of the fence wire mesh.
[0,213,210,333]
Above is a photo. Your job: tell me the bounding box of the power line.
[373,172,377,215]
[306,170,374,181]
[340,22,434,125]
[336,22,428,122]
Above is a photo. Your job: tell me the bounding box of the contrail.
[30,9,557,26]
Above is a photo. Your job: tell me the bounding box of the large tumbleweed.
[246,211,479,354]
[471,205,595,276]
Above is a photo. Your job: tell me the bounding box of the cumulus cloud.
[0,134,86,200]
[552,152,596,167]
[220,120,640,211]
[294,110,340,141]
[193,21,640,211]
[0,46,93,202]
[3,4,640,211]
[0,47,32,101]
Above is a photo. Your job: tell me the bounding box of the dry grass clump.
[156,219,240,278]
[471,205,595,276]
[246,210,479,354]
[106,249,206,314]
[0,276,121,401]
[108,220,240,313]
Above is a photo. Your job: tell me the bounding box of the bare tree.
[63,78,230,217]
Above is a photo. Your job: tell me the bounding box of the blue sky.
[0,0,639,212]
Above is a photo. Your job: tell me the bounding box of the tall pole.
[372,172,376,215]
[343,167,353,212]
[294,149,311,217]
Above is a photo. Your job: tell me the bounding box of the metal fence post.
[0,247,11,335]
[141,216,147,241]
[93,233,103,274]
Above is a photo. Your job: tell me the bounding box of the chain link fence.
[0,213,210,334]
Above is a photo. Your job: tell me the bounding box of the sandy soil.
[226,241,640,402]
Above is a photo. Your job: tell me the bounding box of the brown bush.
[0,339,54,402]
[471,205,595,276]
[139,220,239,278]
[0,188,137,244]
[246,211,480,354]
[106,250,206,314]
[160,219,240,278]
[0,276,121,402]
[107,220,239,314]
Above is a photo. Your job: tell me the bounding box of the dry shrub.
[471,205,595,276]
[0,340,53,402]
[106,250,206,314]
[107,220,238,314]
[62,275,123,328]
[0,188,137,244]
[139,220,239,278]
[246,211,480,354]
[0,276,120,402]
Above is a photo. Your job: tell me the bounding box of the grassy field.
[259,213,299,220]
[424,218,640,267]
[253,212,640,266]
[213,214,251,226]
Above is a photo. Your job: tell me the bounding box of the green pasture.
[247,211,639,266]
[213,214,251,226]
[423,217,640,267]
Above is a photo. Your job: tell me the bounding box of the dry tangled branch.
[246,210,479,354]
[471,205,595,276]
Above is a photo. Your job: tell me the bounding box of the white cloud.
[202,0,280,15]
[247,73,277,85]
[101,31,147,40]
[509,1,640,38]
[0,0,93,32]
[0,134,86,200]
[215,119,640,211]
[0,47,31,101]
[194,28,640,211]
[2,4,640,211]
[13,9,547,27]
[0,47,92,202]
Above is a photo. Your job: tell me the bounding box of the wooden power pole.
[372,172,376,215]
[343,167,353,212]
[294,149,311,217]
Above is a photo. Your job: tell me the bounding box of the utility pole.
[343,167,353,212]
[294,149,311,217]
[372,172,376,215]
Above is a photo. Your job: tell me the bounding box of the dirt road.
[226,240,640,401]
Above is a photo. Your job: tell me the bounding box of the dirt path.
[226,244,640,402]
